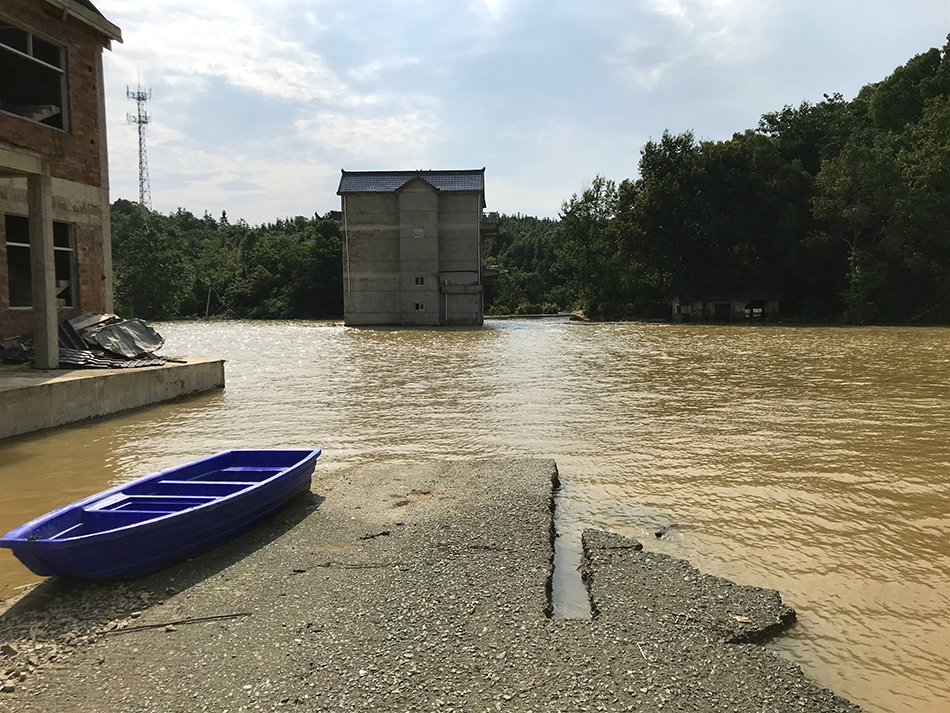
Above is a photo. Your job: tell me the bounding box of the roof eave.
[43,0,122,44]
[337,168,487,196]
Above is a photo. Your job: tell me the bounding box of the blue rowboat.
[1,449,321,579]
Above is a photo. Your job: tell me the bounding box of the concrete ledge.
[0,357,225,439]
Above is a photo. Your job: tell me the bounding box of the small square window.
[414,302,425,312]
[413,227,424,238]
[414,276,425,286]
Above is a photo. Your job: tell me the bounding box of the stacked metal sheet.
[68,313,165,358]
[1,314,167,369]
[59,348,166,368]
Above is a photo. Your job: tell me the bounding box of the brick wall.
[0,0,109,186]
[0,177,107,340]
[0,1,113,340]
[72,216,106,322]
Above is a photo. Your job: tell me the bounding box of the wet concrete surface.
[0,459,862,712]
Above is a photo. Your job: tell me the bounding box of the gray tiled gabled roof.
[337,169,485,194]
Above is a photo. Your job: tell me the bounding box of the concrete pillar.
[96,51,114,313]
[28,168,58,370]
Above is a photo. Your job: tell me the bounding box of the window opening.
[5,215,30,307]
[5,215,78,308]
[0,22,67,129]
[414,303,425,312]
[53,222,77,307]
[414,276,425,286]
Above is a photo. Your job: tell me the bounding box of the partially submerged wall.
[397,179,439,325]
[342,193,400,325]
[0,357,225,439]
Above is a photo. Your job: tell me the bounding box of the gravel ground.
[0,459,863,712]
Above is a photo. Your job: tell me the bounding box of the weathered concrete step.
[0,357,224,439]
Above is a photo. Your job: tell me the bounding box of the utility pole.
[126,84,152,210]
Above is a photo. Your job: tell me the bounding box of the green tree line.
[111,202,343,320]
[113,39,949,323]
[488,38,949,322]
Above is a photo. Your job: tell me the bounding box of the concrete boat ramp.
[0,460,862,712]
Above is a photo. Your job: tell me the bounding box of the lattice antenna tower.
[126,84,152,210]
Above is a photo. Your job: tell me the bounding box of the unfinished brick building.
[0,0,121,368]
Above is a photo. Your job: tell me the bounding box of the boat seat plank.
[85,495,213,514]
[86,509,173,515]
[83,493,127,511]
[159,480,254,486]
[79,509,169,532]
[192,467,282,482]
[124,494,214,500]
[155,480,253,497]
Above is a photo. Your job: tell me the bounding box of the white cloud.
[100,0,353,104]
[295,111,440,161]
[139,137,340,219]
[97,0,451,219]
[608,0,774,90]
[473,0,511,23]
[646,0,693,28]
[348,59,385,84]
[500,116,580,159]
[348,57,422,84]
[93,0,950,224]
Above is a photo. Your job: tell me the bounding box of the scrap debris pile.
[0,314,167,369]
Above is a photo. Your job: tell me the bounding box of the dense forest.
[113,40,949,323]
[111,203,343,320]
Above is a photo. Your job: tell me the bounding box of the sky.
[95,0,949,225]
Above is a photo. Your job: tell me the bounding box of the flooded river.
[0,319,947,713]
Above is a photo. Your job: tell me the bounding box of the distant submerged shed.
[337,168,498,326]
[672,296,780,322]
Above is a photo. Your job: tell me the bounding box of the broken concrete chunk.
[581,529,796,643]
[582,530,644,551]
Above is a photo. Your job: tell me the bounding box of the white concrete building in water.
[337,169,497,326]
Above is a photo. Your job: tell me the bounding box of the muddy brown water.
[0,319,947,713]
